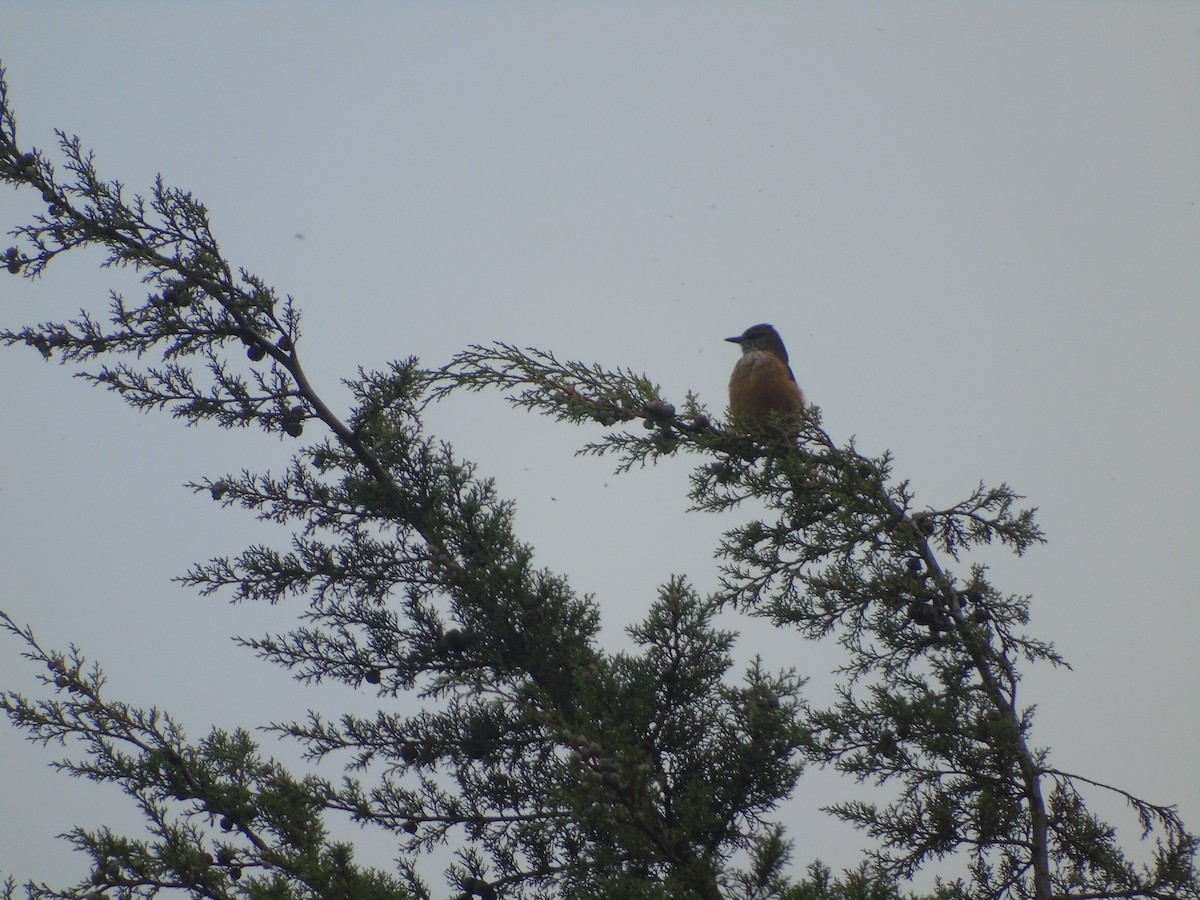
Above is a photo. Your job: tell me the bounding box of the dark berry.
[247,344,267,362]
[643,399,675,422]
[908,602,936,626]
[876,729,899,756]
[439,627,475,654]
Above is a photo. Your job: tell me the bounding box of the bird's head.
[725,323,789,362]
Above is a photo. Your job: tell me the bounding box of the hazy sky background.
[1,3,1197,893]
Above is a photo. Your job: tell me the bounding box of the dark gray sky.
[2,4,1197,890]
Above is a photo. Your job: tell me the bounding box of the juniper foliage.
[1,64,1195,900]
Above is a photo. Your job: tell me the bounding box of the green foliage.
[441,342,1197,899]
[1,62,1196,900]
[0,613,409,900]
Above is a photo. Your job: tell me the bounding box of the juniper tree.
[0,64,1195,900]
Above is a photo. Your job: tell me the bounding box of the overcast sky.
[1,3,1197,892]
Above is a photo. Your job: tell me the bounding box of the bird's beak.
[724,336,743,345]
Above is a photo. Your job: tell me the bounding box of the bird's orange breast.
[728,351,804,426]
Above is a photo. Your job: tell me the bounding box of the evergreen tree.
[1,65,1195,900]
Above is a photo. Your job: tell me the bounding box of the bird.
[725,323,805,428]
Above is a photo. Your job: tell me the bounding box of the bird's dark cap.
[725,323,777,344]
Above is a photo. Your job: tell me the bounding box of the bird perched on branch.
[725,323,805,428]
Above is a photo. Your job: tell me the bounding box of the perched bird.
[725,323,805,428]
